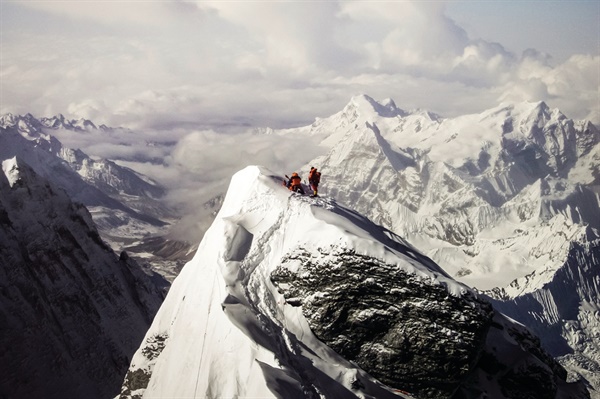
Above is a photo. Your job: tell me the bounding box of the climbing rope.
[192,267,218,398]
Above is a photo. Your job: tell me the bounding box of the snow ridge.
[121,166,585,399]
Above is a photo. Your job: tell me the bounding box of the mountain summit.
[120,166,586,399]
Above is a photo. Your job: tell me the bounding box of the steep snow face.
[0,157,165,399]
[121,166,585,399]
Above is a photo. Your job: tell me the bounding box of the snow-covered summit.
[348,94,407,119]
[121,165,585,399]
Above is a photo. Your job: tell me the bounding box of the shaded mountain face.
[487,239,600,394]
[0,113,192,281]
[120,166,587,399]
[0,157,165,399]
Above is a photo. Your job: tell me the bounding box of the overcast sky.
[2,0,599,130]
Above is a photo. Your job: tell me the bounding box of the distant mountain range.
[0,112,110,132]
[0,113,193,280]
[0,113,168,232]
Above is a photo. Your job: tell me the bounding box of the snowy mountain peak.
[348,94,406,119]
[219,165,455,289]
[121,165,585,399]
[40,114,99,130]
[1,156,51,190]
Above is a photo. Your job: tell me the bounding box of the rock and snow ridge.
[120,165,587,399]
[0,156,165,399]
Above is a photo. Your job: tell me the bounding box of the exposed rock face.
[272,248,494,398]
[0,157,165,399]
[271,247,587,399]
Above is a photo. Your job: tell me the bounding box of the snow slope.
[121,166,586,399]
[0,156,165,399]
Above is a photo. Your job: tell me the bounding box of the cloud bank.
[2,0,598,130]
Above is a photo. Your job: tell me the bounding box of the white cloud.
[2,0,598,130]
[498,54,600,121]
[12,0,205,28]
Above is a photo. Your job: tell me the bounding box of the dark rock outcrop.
[271,248,589,398]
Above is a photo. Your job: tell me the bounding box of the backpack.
[309,169,321,184]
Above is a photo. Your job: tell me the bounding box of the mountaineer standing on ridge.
[309,167,321,197]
